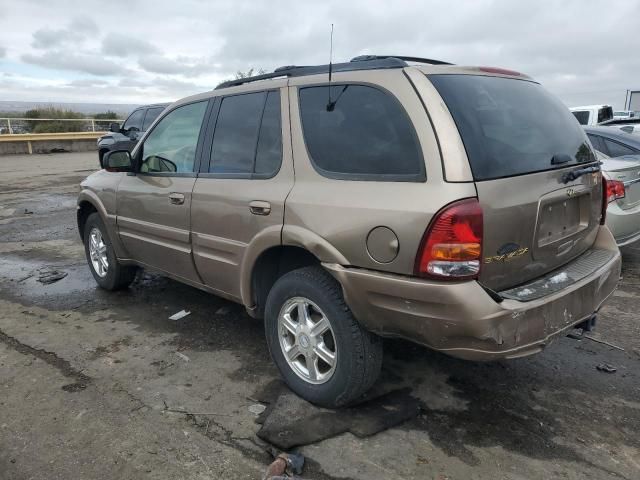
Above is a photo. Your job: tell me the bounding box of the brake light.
[415,199,483,280]
[606,179,625,203]
[478,66,522,77]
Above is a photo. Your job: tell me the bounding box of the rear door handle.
[249,200,271,215]
[169,192,185,205]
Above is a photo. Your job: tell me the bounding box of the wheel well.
[251,246,321,318]
[77,201,98,241]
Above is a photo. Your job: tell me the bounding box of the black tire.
[83,212,137,290]
[265,265,383,408]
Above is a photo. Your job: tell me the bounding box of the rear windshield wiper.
[561,162,602,184]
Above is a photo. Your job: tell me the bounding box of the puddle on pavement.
[0,255,96,300]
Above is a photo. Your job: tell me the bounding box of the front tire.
[83,212,137,290]
[265,266,382,408]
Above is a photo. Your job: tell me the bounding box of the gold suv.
[78,56,621,407]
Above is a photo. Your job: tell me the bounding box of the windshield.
[429,74,596,181]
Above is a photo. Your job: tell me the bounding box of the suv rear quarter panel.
[285,69,477,275]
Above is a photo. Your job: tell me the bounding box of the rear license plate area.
[537,196,585,247]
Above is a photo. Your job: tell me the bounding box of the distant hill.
[0,100,140,117]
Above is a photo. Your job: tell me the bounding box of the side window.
[140,101,208,174]
[572,111,590,125]
[298,84,424,180]
[587,134,605,152]
[142,107,165,131]
[255,91,282,175]
[122,109,145,131]
[209,91,282,176]
[603,138,637,157]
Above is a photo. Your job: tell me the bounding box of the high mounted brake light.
[415,199,483,280]
[478,66,522,77]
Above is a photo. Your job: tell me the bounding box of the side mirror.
[103,150,133,172]
[109,122,121,133]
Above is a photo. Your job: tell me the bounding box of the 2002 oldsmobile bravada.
[77,55,621,407]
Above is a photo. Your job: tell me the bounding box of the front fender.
[77,189,128,259]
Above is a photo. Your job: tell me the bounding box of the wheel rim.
[277,297,337,385]
[88,227,109,278]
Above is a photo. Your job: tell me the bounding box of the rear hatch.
[602,156,640,210]
[429,73,603,291]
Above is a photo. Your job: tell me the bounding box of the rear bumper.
[325,226,621,361]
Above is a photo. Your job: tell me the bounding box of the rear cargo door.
[429,74,603,291]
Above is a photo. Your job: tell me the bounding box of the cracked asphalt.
[1,152,639,480]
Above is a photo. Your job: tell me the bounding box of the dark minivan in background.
[97,103,169,166]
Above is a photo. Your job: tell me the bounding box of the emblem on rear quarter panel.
[566,188,576,197]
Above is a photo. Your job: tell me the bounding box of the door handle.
[249,200,271,215]
[169,192,185,205]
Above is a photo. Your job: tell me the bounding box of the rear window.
[597,106,613,124]
[298,84,424,181]
[572,110,590,125]
[429,75,595,181]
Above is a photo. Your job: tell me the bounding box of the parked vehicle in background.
[570,105,614,125]
[585,126,640,157]
[77,56,621,407]
[613,110,636,120]
[97,103,169,166]
[593,150,640,246]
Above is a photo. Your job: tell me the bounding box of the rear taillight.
[415,198,483,280]
[606,179,625,203]
[601,178,625,224]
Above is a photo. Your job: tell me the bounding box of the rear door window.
[603,138,637,157]
[255,92,282,175]
[572,110,590,125]
[429,74,596,181]
[208,91,282,176]
[123,109,145,131]
[142,107,165,131]
[298,84,424,181]
[587,134,605,153]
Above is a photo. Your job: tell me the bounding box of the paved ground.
[1,152,639,480]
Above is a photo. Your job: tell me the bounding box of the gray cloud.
[21,51,131,76]
[3,0,640,107]
[138,54,216,76]
[66,78,110,87]
[31,16,98,49]
[102,33,158,57]
[0,46,6,58]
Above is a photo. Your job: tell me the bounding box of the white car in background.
[570,104,614,125]
[613,110,636,120]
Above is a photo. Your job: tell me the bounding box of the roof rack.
[350,55,452,66]
[215,55,452,89]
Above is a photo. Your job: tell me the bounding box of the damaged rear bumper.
[324,226,621,361]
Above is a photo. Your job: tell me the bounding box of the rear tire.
[84,212,137,290]
[265,266,382,408]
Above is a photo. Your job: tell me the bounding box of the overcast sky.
[0,0,638,109]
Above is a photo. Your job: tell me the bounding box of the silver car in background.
[595,151,640,246]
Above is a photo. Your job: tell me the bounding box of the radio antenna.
[326,24,334,111]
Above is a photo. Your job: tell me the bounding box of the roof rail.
[350,55,453,66]
[215,55,451,90]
